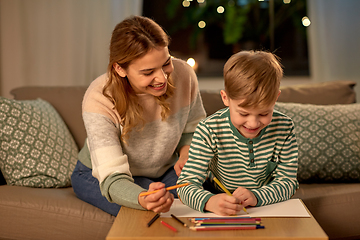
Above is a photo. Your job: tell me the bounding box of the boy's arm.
[176,122,215,212]
[251,126,299,206]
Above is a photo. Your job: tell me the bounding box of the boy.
[177,50,299,216]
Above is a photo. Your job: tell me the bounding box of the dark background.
[143,0,309,77]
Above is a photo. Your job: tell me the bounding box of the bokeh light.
[182,0,190,7]
[198,21,206,28]
[302,16,311,27]
[217,6,225,14]
[187,58,196,68]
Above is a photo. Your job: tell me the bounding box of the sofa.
[0,80,359,240]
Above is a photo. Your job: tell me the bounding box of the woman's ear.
[113,63,127,78]
[220,90,230,107]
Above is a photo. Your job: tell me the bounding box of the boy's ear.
[113,63,127,78]
[276,90,281,101]
[220,90,230,107]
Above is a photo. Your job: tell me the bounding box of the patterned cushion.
[275,102,360,183]
[0,97,78,187]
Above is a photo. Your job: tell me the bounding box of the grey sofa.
[0,80,359,240]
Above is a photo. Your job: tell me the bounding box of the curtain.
[307,0,360,98]
[0,0,142,98]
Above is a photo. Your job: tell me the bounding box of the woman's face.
[115,46,174,96]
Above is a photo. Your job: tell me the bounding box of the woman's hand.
[174,145,190,176]
[138,182,174,213]
[204,194,243,216]
[174,157,187,176]
[232,186,258,207]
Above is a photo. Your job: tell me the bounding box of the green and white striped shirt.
[177,107,299,213]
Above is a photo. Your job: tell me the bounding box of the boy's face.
[220,90,280,139]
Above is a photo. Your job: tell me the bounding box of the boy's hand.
[138,182,174,213]
[204,194,243,216]
[232,186,258,207]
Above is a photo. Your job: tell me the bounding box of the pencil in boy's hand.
[213,177,248,214]
[139,182,191,197]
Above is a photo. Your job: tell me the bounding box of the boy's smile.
[220,90,278,139]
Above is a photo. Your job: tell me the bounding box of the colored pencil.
[213,177,248,214]
[139,183,191,197]
[190,216,255,221]
[197,221,261,226]
[161,220,178,232]
[171,214,188,227]
[147,213,160,227]
[193,218,261,223]
[190,225,265,231]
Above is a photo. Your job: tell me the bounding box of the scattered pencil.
[139,183,191,197]
[213,177,249,214]
[171,214,188,227]
[161,220,178,232]
[147,213,160,227]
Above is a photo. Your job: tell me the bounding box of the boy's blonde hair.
[223,50,283,108]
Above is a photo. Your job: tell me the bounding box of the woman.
[71,16,206,216]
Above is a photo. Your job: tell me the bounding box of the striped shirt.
[177,107,299,213]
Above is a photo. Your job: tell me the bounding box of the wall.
[307,0,360,100]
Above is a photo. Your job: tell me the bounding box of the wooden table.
[106,203,328,240]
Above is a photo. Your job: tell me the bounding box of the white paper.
[162,198,310,218]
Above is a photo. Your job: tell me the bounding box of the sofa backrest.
[200,80,356,116]
[9,80,357,150]
[0,80,356,186]
[10,86,87,150]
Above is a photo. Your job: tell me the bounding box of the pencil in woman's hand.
[139,182,191,197]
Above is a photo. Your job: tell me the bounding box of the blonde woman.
[71,16,206,216]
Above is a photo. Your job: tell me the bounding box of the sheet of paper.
[162,198,310,218]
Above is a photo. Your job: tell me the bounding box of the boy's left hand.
[232,187,258,207]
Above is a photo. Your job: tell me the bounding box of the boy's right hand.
[204,194,243,216]
[138,182,174,213]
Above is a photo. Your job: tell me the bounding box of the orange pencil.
[139,182,191,197]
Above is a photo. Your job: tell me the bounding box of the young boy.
[177,50,299,216]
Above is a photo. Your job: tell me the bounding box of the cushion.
[10,86,87,150]
[0,97,78,187]
[278,80,356,105]
[275,102,360,183]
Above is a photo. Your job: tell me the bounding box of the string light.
[302,16,311,27]
[217,6,225,14]
[187,58,196,68]
[182,0,190,7]
[198,21,206,28]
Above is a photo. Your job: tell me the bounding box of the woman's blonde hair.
[103,16,175,142]
[223,50,283,108]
